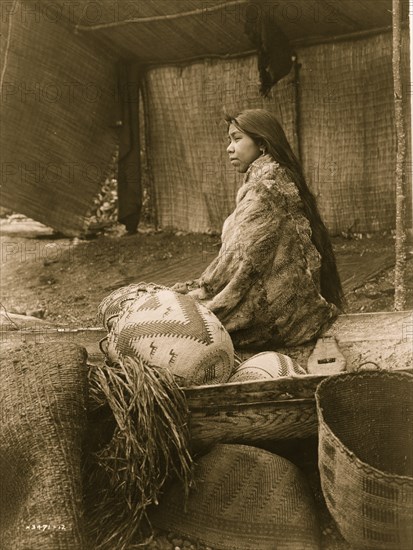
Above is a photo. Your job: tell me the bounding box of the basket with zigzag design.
[103,285,234,387]
[97,283,148,330]
[91,285,235,547]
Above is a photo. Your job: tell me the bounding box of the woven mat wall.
[144,56,297,233]
[144,30,411,234]
[0,8,118,236]
[298,30,411,234]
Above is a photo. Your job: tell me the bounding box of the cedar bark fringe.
[86,356,193,550]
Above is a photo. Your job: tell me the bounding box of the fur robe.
[188,155,338,348]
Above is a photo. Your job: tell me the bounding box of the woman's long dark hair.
[226,109,344,310]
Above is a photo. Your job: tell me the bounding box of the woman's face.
[226,123,261,173]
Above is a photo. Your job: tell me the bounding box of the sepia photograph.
[0,1,412,549]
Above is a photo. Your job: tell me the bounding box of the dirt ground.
[1,219,412,326]
[1,217,412,550]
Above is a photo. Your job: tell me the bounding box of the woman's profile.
[173,109,344,349]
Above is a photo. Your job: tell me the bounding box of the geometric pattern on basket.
[228,351,306,383]
[117,292,214,347]
[97,283,146,330]
[316,371,413,550]
[105,287,234,387]
[362,478,399,500]
[149,443,320,550]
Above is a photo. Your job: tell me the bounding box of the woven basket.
[316,371,413,550]
[97,283,147,330]
[103,285,234,387]
[150,443,320,550]
[228,351,306,382]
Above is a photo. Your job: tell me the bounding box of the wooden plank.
[1,311,411,369]
[237,311,413,369]
[1,311,411,445]
[324,311,412,370]
[188,403,318,449]
[185,367,413,447]
[325,310,412,340]
[184,375,324,407]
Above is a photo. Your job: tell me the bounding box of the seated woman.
[173,109,344,349]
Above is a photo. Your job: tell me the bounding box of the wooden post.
[410,0,413,259]
[392,0,407,310]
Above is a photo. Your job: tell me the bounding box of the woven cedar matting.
[144,30,411,234]
[144,55,297,233]
[0,342,89,548]
[0,10,117,235]
[42,0,395,63]
[299,30,411,234]
[73,0,253,61]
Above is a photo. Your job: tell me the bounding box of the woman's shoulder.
[238,172,299,211]
[244,154,279,183]
[235,178,278,207]
[245,156,300,198]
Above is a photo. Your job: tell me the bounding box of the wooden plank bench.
[1,311,411,447]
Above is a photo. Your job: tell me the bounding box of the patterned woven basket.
[316,371,413,550]
[103,285,234,387]
[97,283,148,330]
[149,443,320,550]
[228,351,306,382]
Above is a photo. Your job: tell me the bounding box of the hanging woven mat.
[0,342,89,549]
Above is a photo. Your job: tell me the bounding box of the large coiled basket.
[316,371,413,550]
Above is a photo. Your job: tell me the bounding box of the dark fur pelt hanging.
[244,11,293,97]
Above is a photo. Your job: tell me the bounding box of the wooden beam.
[291,25,397,48]
[75,0,247,31]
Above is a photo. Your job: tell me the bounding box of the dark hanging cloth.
[116,63,143,234]
[244,9,293,97]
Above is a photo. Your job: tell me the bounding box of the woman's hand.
[171,280,200,295]
[187,287,208,300]
[170,282,190,294]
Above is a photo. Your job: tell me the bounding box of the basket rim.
[315,371,413,484]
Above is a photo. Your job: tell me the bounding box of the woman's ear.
[259,142,267,155]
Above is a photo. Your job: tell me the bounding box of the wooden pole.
[410,0,413,243]
[392,0,407,310]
